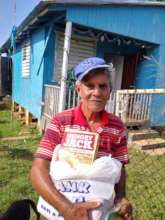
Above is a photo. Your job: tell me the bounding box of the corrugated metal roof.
[8,0,165,35]
[15,0,165,36]
[44,0,165,7]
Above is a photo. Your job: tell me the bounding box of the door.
[121,53,139,89]
[104,54,124,90]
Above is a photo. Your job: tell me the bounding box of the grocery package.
[59,129,100,164]
[37,129,122,220]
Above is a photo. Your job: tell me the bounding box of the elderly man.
[30,57,132,220]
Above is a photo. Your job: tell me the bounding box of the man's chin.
[89,106,105,112]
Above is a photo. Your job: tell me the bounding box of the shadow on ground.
[0,120,8,124]
[8,148,34,160]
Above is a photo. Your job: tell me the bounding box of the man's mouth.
[90,100,103,102]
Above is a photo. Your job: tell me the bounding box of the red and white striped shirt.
[36,105,129,164]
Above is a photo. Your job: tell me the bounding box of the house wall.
[97,41,138,57]
[67,4,165,127]
[134,44,165,126]
[67,5,165,44]
[150,45,165,126]
[43,27,55,84]
[13,4,165,126]
[13,27,45,118]
[0,56,11,96]
[135,47,159,89]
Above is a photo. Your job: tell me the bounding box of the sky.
[0,0,41,47]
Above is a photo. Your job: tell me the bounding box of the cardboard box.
[60,129,100,164]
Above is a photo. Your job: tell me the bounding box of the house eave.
[45,0,165,7]
[15,0,165,40]
[15,1,66,42]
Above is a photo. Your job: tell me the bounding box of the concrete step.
[0,135,34,142]
[132,138,165,150]
[128,129,159,142]
[2,95,12,108]
[0,101,5,110]
[141,147,165,156]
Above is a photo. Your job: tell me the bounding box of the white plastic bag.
[37,155,122,220]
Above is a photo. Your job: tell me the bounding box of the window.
[22,37,30,77]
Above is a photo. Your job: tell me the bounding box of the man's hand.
[115,198,133,220]
[63,201,101,220]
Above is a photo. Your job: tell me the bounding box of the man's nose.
[93,87,101,96]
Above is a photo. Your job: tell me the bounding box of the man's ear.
[75,82,81,96]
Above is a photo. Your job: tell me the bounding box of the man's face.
[76,71,111,112]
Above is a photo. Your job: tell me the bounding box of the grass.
[0,109,165,220]
[126,147,165,220]
[0,109,43,219]
[0,110,37,138]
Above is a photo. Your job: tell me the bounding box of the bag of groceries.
[37,129,122,220]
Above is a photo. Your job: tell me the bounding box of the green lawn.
[0,110,165,220]
[126,148,165,220]
[0,110,42,219]
[0,110,37,138]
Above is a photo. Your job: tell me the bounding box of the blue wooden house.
[1,0,165,128]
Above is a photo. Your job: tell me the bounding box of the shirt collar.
[73,103,109,128]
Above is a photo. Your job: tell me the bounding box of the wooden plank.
[118,89,165,94]
[25,110,32,125]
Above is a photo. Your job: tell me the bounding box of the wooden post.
[25,110,32,125]
[12,100,15,112]
[58,21,72,112]
[18,105,24,113]
[115,90,120,117]
[37,119,43,135]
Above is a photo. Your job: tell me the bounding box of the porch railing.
[115,89,165,125]
[42,85,165,127]
[43,84,60,119]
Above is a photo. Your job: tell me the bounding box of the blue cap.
[74,57,110,81]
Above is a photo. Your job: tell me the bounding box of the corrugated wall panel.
[13,27,45,118]
[67,6,165,44]
[54,32,96,83]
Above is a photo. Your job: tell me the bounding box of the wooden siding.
[67,5,165,44]
[13,28,45,118]
[0,56,12,96]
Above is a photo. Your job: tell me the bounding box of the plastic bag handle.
[105,210,115,220]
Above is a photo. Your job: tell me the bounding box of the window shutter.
[22,38,30,77]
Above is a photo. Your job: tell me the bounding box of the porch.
[41,85,165,129]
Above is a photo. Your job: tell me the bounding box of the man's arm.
[30,158,101,220]
[114,165,126,204]
[114,166,133,220]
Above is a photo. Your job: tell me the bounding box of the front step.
[142,147,165,155]
[128,129,159,142]
[0,101,5,110]
[132,138,165,150]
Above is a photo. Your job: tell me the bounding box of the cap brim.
[78,64,111,81]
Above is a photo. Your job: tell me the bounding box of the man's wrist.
[114,194,126,205]
[114,197,133,220]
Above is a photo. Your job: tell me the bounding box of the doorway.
[104,53,139,89]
